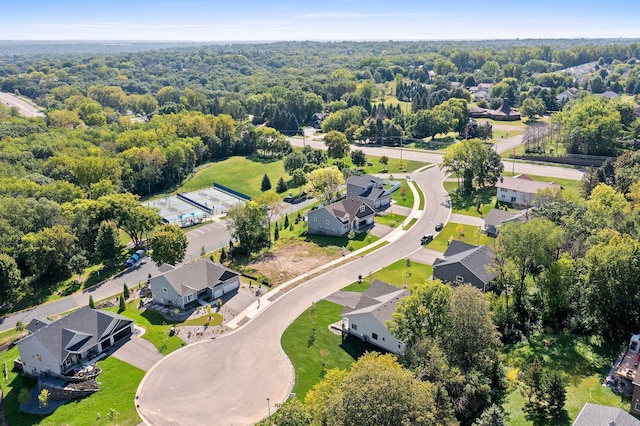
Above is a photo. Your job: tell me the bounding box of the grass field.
[391,180,414,208]
[0,346,144,425]
[427,222,496,252]
[502,332,629,425]
[341,259,433,293]
[280,300,380,400]
[374,212,407,228]
[179,156,290,199]
[443,181,496,218]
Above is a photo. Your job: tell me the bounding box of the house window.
[313,217,317,222]
[455,276,464,283]
[351,323,357,331]
[636,402,640,412]
[511,197,516,202]
[371,332,378,340]
[359,206,365,212]
[163,287,168,293]
[501,194,505,199]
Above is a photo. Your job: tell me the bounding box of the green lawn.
[105,300,223,354]
[179,156,291,199]
[337,153,426,174]
[280,300,381,400]
[502,332,629,425]
[403,217,418,230]
[0,346,144,425]
[391,180,414,208]
[427,222,496,252]
[443,182,496,218]
[341,259,433,293]
[374,212,407,228]
[303,231,379,253]
[416,180,426,209]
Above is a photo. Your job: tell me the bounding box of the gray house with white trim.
[307,198,375,237]
[150,258,240,309]
[17,307,134,377]
[433,241,496,291]
[346,174,391,210]
[341,280,408,355]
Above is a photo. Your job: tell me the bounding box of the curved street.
[137,134,584,425]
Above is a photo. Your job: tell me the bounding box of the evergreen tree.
[274,225,280,240]
[89,295,96,309]
[118,293,126,313]
[545,370,567,417]
[284,214,290,228]
[474,404,507,426]
[261,173,272,191]
[123,283,130,299]
[276,176,287,193]
[219,247,227,263]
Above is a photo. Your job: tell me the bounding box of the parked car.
[420,234,434,245]
[435,222,444,231]
[125,253,141,267]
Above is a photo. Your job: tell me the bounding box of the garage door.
[222,281,239,294]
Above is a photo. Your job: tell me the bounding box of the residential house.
[496,174,561,206]
[346,174,391,210]
[474,90,490,101]
[573,403,640,425]
[17,307,134,377]
[487,98,521,121]
[341,280,408,355]
[433,241,496,291]
[556,87,579,104]
[450,81,463,89]
[615,333,640,415]
[150,258,240,309]
[483,208,531,237]
[310,112,328,129]
[307,198,375,237]
[477,82,493,92]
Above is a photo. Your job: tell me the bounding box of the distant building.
[310,112,328,129]
[341,280,408,355]
[486,98,521,121]
[615,334,640,416]
[496,174,561,206]
[346,174,391,210]
[483,208,531,237]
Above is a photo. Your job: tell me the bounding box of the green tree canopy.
[149,224,188,266]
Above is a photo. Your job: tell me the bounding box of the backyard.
[443,181,496,218]
[426,222,496,252]
[341,258,433,292]
[501,332,630,425]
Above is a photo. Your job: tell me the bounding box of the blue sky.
[2,1,639,41]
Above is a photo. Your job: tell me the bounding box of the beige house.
[496,174,561,206]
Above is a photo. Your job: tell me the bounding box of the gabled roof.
[484,208,531,227]
[495,174,561,195]
[154,258,240,297]
[488,98,521,118]
[322,198,375,223]
[26,318,51,333]
[434,242,496,286]
[573,403,640,426]
[597,90,620,99]
[19,307,133,365]
[346,174,383,189]
[359,186,387,201]
[341,280,408,325]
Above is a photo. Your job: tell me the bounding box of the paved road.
[136,165,451,425]
[0,91,44,117]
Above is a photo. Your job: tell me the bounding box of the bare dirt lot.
[247,241,342,286]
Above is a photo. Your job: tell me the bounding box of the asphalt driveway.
[111,334,162,372]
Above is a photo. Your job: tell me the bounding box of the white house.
[150,258,240,309]
[307,198,375,237]
[17,307,134,377]
[495,174,561,206]
[341,280,408,355]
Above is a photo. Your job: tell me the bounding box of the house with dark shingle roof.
[487,98,521,121]
[496,174,561,206]
[483,208,532,237]
[433,241,496,291]
[150,258,240,309]
[17,307,134,377]
[573,403,640,425]
[307,198,375,237]
[341,280,408,355]
[346,174,391,210]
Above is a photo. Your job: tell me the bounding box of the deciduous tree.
[324,130,350,159]
[306,166,344,205]
[149,224,188,266]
